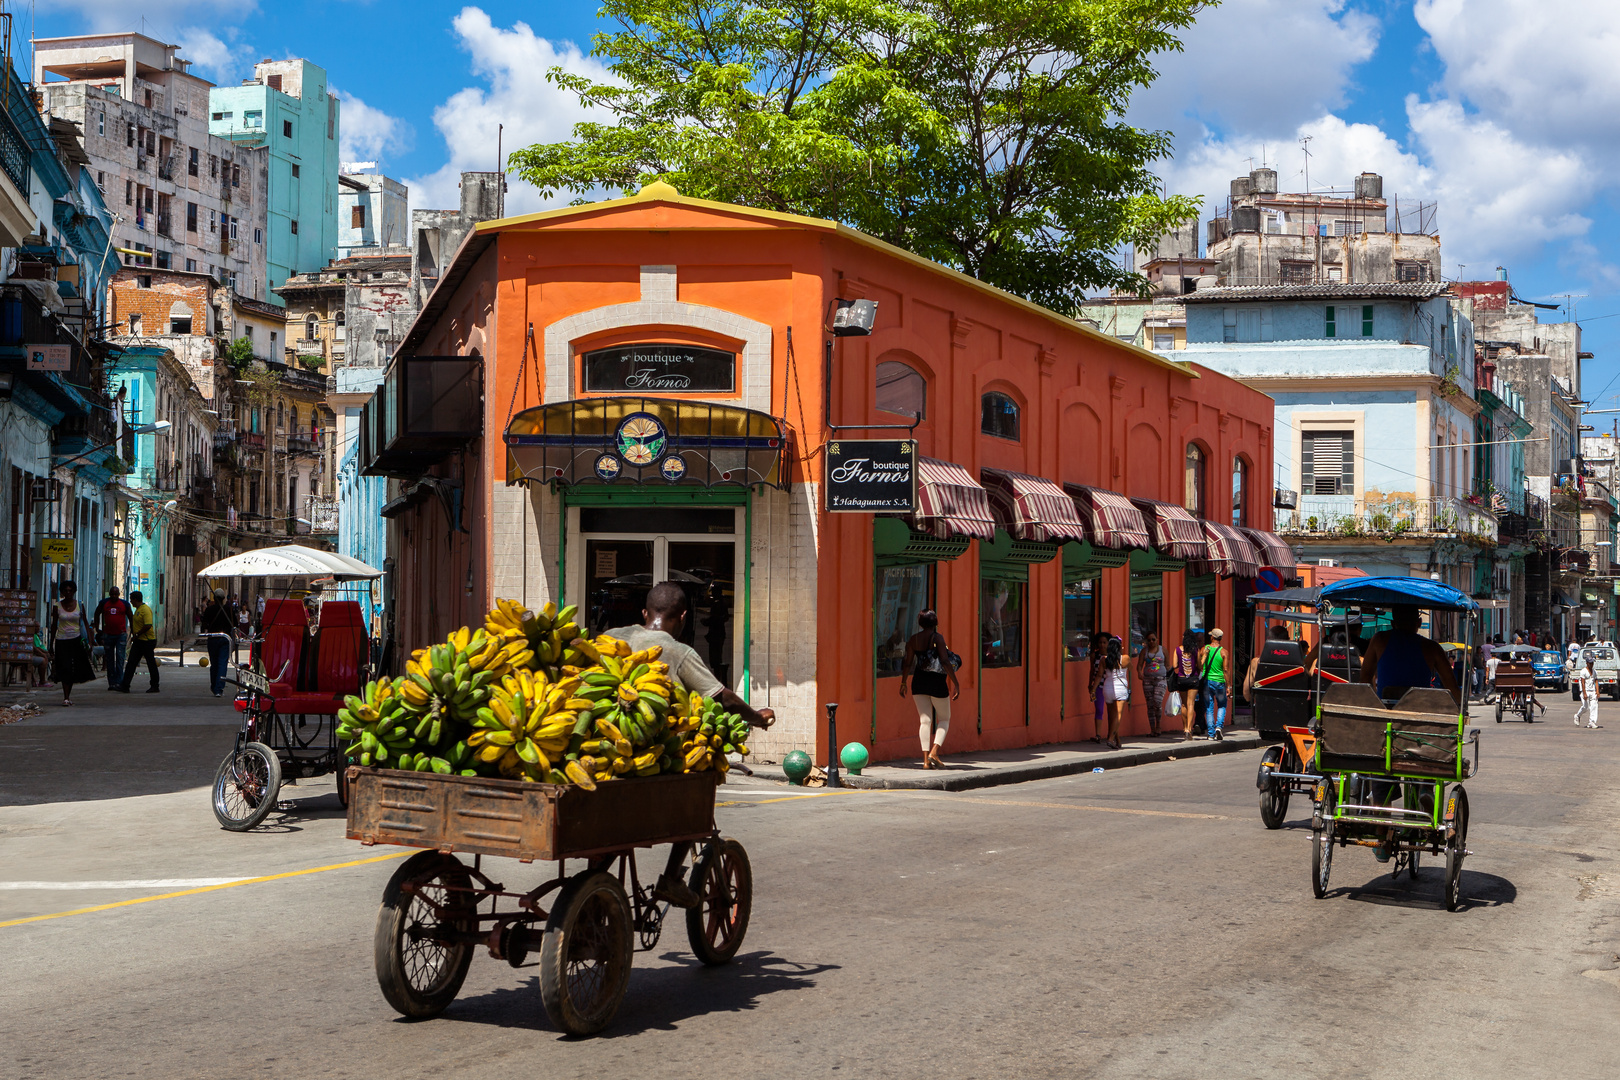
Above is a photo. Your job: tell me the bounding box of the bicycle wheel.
[1258,746,1289,830]
[375,851,476,1018]
[686,838,753,965]
[212,742,280,831]
[1311,782,1335,899]
[1444,786,1470,912]
[1495,698,1504,723]
[539,870,634,1036]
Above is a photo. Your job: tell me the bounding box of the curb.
[747,733,1259,792]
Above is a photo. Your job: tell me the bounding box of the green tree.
[512,0,1211,308]
[224,336,255,374]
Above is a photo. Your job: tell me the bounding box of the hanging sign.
[28,344,70,371]
[582,345,736,393]
[40,537,75,563]
[825,439,916,513]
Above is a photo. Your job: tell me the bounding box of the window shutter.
[1305,432,1353,495]
[1326,306,1336,338]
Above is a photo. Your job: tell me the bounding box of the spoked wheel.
[540,870,634,1036]
[686,838,753,965]
[374,851,476,1018]
[1523,697,1535,723]
[212,742,281,831]
[1311,783,1335,899]
[1445,786,1470,911]
[1257,745,1290,830]
[1495,698,1504,723]
[1408,847,1421,881]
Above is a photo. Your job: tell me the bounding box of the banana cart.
[346,766,751,1036]
[196,545,381,831]
[1308,577,1481,911]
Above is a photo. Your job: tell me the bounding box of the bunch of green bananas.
[668,689,750,776]
[337,677,462,771]
[399,626,509,727]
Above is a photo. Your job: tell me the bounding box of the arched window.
[981,392,1020,441]
[1231,456,1249,527]
[305,314,319,340]
[876,360,926,420]
[1185,443,1207,518]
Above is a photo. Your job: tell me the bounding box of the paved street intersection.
[3,667,1619,1079]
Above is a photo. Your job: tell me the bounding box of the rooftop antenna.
[1299,135,1313,192]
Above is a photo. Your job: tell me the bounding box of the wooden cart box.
[346,767,721,861]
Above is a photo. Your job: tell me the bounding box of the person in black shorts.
[900,609,962,769]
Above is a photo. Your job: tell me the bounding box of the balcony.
[286,434,320,456]
[1562,548,1592,574]
[156,213,172,238]
[239,432,265,451]
[1278,494,1498,544]
[361,354,484,478]
[0,100,30,196]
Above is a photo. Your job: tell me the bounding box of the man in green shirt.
[115,590,160,693]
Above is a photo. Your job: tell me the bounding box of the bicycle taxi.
[195,544,381,830]
[1491,643,1538,723]
[1308,576,1481,911]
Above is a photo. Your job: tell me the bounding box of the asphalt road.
[3,673,1619,1079]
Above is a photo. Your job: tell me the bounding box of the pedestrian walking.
[1101,634,1130,749]
[200,589,235,697]
[899,609,961,769]
[116,590,160,693]
[47,581,94,706]
[91,586,132,690]
[1576,655,1602,729]
[1135,631,1168,737]
[1086,630,1110,742]
[1199,627,1229,741]
[1170,630,1198,741]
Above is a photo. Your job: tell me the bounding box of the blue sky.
[27,1,1620,411]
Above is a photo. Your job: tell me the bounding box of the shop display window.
[1188,594,1212,638]
[981,576,1024,668]
[875,564,932,678]
[1063,579,1095,660]
[1130,598,1160,653]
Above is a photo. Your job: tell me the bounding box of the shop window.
[1231,456,1249,527]
[874,564,932,678]
[1130,597,1160,654]
[1063,579,1095,660]
[1184,443,1207,518]
[1187,593,1212,638]
[876,360,926,420]
[981,576,1024,668]
[981,392,1020,441]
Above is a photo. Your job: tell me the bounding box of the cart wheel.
[1494,698,1504,723]
[336,762,351,809]
[374,851,475,1019]
[539,870,633,1036]
[1310,783,1335,899]
[212,742,281,831]
[1407,847,1421,882]
[1258,746,1290,830]
[1445,786,1470,912]
[686,838,753,965]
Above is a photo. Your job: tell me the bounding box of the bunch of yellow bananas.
[468,666,590,783]
[485,598,582,668]
[398,629,504,725]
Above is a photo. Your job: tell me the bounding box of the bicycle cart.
[1307,577,1481,911]
[346,767,750,1035]
[1246,587,1333,829]
[198,545,381,831]
[1491,644,1537,723]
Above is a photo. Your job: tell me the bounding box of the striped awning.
[1066,485,1151,550]
[1195,521,1262,579]
[1131,499,1210,561]
[912,457,997,541]
[1244,527,1295,569]
[981,469,1088,544]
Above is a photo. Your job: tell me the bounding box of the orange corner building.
[361,181,1284,764]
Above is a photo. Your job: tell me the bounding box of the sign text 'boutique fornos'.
[825,440,917,513]
[582,345,737,394]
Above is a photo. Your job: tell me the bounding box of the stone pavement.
[748,728,1260,791]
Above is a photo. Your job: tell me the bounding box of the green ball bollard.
[840,742,869,775]
[782,749,813,786]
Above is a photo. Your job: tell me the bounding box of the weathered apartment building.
[339,172,408,257]
[34,33,270,298]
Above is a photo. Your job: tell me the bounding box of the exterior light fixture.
[832,298,879,336]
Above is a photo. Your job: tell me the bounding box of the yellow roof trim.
[472,180,1197,378]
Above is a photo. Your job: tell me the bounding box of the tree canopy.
[511,0,1211,309]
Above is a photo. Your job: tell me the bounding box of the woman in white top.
[48,581,96,706]
[1100,635,1130,750]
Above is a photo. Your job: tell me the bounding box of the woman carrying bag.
[1171,630,1199,741]
[48,581,95,707]
[901,610,961,769]
[1100,635,1130,750]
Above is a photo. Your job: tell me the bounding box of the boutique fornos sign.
[825,440,917,513]
[583,345,736,393]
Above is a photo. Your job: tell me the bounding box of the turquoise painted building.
[208,59,340,302]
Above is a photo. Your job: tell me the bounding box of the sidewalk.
[748,729,1260,791]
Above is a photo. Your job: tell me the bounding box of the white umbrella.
[195,544,383,581]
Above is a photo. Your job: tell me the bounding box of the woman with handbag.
[1086,630,1110,742]
[901,609,961,769]
[1101,635,1131,749]
[1171,630,1199,741]
[47,581,95,707]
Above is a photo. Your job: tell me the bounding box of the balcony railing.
[0,100,30,195]
[286,434,321,456]
[1277,494,1498,544]
[240,432,265,451]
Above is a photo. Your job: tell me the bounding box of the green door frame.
[557,484,753,702]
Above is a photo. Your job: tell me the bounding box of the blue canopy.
[1319,576,1479,613]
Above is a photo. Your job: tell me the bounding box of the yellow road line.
[717,791,850,807]
[892,792,1226,819]
[0,850,411,930]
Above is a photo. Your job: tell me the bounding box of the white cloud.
[332,88,412,165]
[1130,0,1379,138]
[403,7,612,217]
[174,28,253,84]
[51,1,255,34]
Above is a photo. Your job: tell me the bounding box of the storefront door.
[575,506,740,689]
